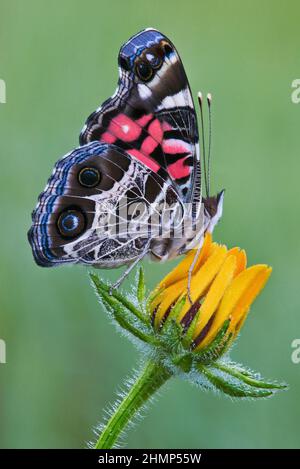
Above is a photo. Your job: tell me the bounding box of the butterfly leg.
[109,240,151,294]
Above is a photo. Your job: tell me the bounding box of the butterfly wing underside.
[80,28,201,206]
[28,29,204,269]
[28,142,182,267]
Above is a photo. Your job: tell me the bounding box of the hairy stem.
[95,360,172,449]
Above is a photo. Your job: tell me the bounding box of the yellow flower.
[91,232,286,423]
[91,234,286,449]
[150,234,272,353]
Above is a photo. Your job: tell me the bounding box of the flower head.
[91,234,287,401]
[150,233,272,357]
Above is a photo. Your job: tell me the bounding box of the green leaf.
[198,364,276,398]
[212,361,288,391]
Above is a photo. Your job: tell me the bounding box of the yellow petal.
[197,265,271,349]
[229,266,272,333]
[234,249,247,276]
[153,281,185,328]
[153,244,228,328]
[227,247,247,276]
[176,244,228,323]
[191,254,237,339]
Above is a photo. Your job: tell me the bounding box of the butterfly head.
[203,190,225,234]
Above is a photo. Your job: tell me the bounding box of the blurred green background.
[0,0,299,449]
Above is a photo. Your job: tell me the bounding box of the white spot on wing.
[138,84,152,100]
[156,88,193,111]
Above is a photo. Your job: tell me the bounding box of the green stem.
[95,359,172,449]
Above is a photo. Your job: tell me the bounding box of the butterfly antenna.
[197,92,209,197]
[206,93,212,197]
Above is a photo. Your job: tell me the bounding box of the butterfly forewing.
[80,28,201,205]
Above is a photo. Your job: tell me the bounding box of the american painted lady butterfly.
[28,28,223,289]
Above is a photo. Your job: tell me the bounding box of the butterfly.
[28,28,224,290]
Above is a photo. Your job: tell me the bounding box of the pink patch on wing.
[108,114,142,142]
[136,114,153,127]
[167,158,191,179]
[101,132,116,144]
[148,119,163,143]
[161,121,173,132]
[141,136,159,155]
[163,139,191,155]
[128,149,160,173]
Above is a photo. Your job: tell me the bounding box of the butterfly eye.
[57,209,86,238]
[146,53,162,70]
[78,167,101,188]
[135,61,153,82]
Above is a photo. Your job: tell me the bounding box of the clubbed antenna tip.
[197,92,203,111]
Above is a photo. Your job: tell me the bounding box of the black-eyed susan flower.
[90,235,287,449]
[150,233,272,355]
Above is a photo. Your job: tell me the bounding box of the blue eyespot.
[61,213,79,232]
[57,208,86,238]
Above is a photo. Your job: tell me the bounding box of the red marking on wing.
[108,114,142,142]
[139,119,163,155]
[100,114,192,179]
[101,132,117,144]
[167,158,191,179]
[162,139,191,155]
[148,119,163,142]
[128,149,160,172]
[141,136,158,155]
[136,114,153,127]
[161,121,173,132]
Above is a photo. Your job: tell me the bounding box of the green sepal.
[211,361,288,391]
[90,273,149,325]
[137,267,146,307]
[197,362,287,398]
[194,319,231,363]
[160,317,185,354]
[90,273,157,345]
[162,295,186,331]
[181,306,201,350]
[146,286,164,310]
[151,295,186,354]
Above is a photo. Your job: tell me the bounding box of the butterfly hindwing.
[80,28,201,204]
[28,142,182,267]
